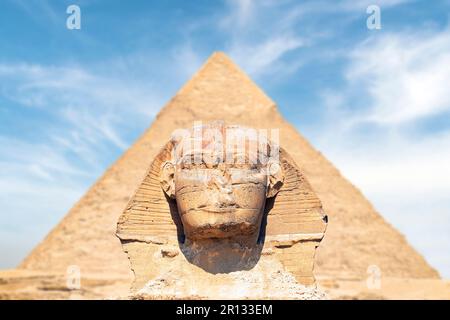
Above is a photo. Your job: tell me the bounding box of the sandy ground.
[0,269,130,300]
[0,269,448,300]
[319,276,450,300]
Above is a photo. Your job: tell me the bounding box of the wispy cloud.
[0,58,170,267]
[337,0,413,11]
[346,27,450,124]
[219,0,412,78]
[220,0,307,78]
[0,62,159,115]
[312,23,450,277]
[9,0,60,26]
[220,0,255,28]
[316,128,450,278]
[229,34,305,76]
[0,135,90,267]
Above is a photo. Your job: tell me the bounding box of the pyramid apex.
[175,51,276,112]
[200,51,242,73]
[202,51,246,75]
[209,51,229,58]
[205,51,233,63]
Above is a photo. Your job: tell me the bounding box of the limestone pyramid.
[19,52,438,291]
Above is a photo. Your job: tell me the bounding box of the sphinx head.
[160,123,284,241]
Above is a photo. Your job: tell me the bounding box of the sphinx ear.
[160,161,175,198]
[266,161,284,198]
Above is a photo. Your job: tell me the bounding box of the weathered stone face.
[174,164,268,239]
[160,123,283,241]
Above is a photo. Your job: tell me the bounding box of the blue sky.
[0,0,449,278]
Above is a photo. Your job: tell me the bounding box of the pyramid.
[19,52,438,292]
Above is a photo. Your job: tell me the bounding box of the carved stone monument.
[116,122,328,299]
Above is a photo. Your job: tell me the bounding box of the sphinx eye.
[197,162,207,169]
[181,161,192,169]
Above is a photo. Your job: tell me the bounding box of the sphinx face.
[159,124,284,241]
[174,163,268,240]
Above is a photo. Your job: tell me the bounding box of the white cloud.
[0,167,85,268]
[171,44,204,79]
[321,131,450,197]
[0,43,207,267]
[0,59,171,268]
[0,136,90,268]
[0,63,158,115]
[219,0,413,78]
[221,0,255,28]
[318,130,450,278]
[220,0,307,78]
[0,61,167,155]
[229,34,305,76]
[346,28,450,124]
[338,0,413,11]
[0,137,92,180]
[312,25,450,277]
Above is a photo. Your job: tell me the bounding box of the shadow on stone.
[165,197,278,274]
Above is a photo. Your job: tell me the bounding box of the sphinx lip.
[196,206,239,213]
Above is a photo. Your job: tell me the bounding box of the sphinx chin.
[181,208,262,239]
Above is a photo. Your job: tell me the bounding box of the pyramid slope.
[21,52,439,283]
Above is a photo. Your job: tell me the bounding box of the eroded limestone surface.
[132,259,327,300]
[116,122,327,297]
